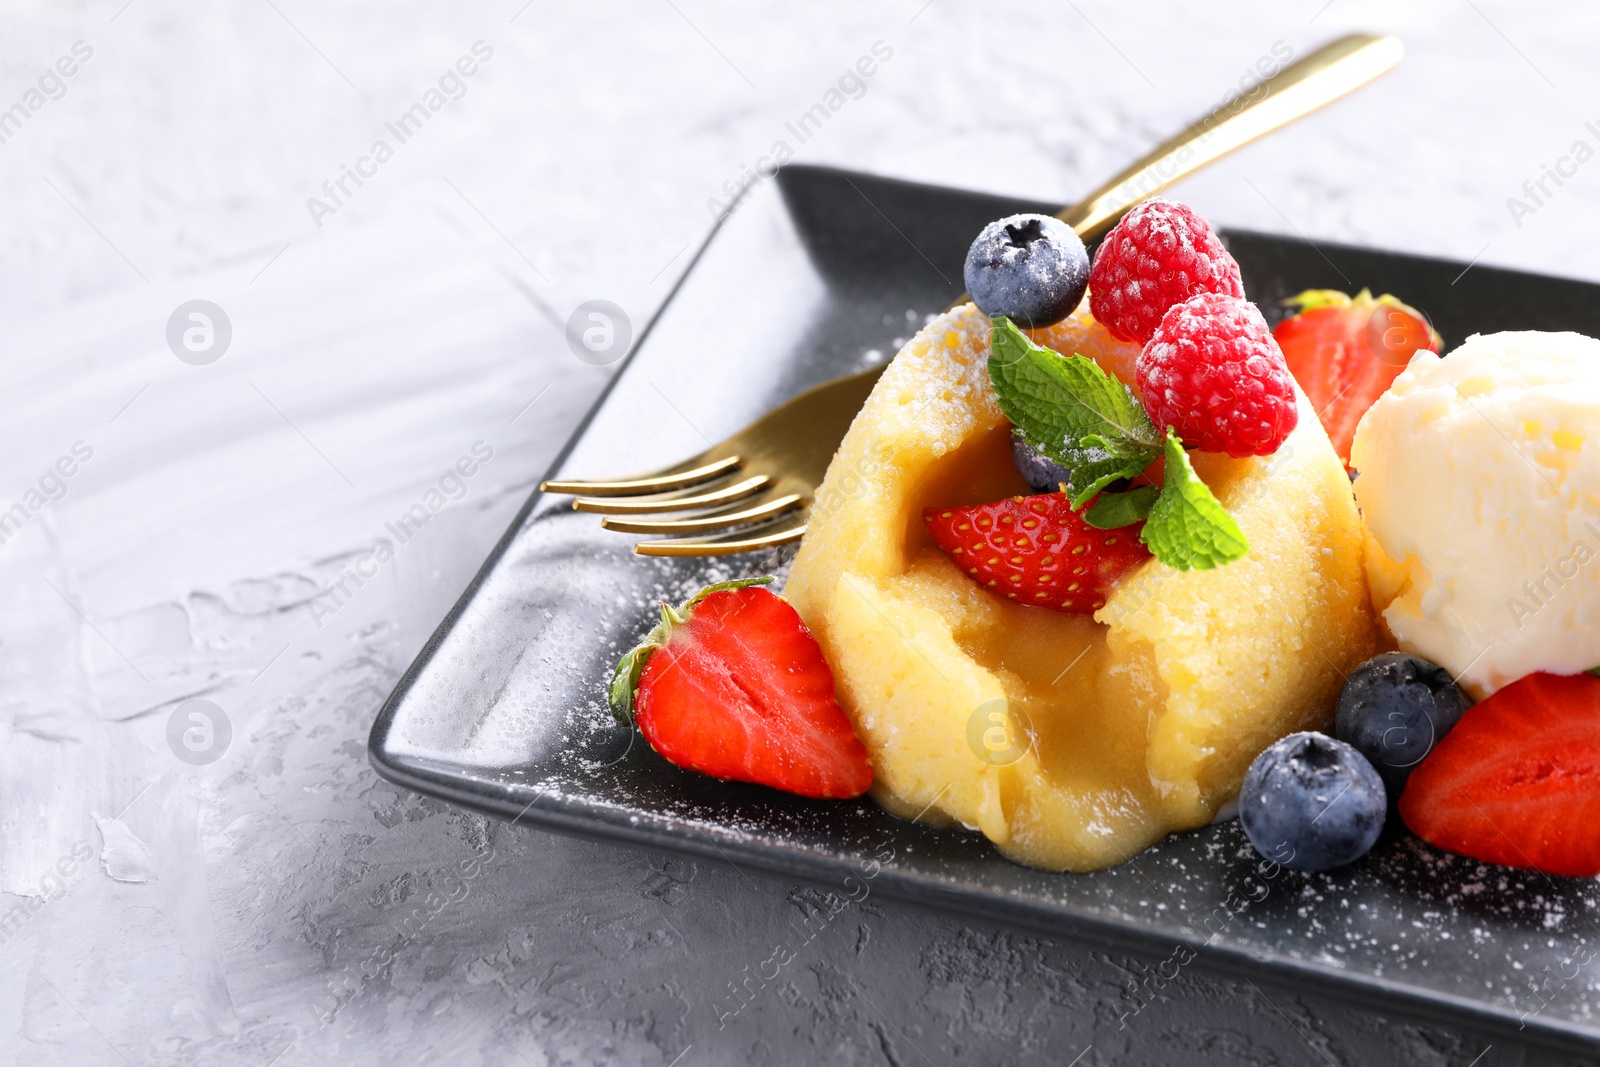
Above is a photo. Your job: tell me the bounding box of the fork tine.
[540,455,740,497]
[550,366,887,554]
[634,516,808,557]
[599,493,803,535]
[570,474,770,515]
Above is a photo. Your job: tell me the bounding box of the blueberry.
[1335,652,1471,798]
[1239,732,1386,872]
[964,213,1089,327]
[1011,432,1073,493]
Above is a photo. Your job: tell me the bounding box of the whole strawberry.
[1274,289,1441,465]
[1089,198,1244,344]
[923,492,1150,613]
[610,579,873,800]
[1137,292,1299,458]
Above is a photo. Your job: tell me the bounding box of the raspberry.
[1088,198,1244,344]
[1137,292,1299,457]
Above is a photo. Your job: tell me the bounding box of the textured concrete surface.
[2,1,1598,1064]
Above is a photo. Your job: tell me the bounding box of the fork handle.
[1058,33,1403,242]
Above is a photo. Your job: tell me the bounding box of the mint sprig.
[1139,431,1249,570]
[988,318,1162,507]
[986,318,1251,571]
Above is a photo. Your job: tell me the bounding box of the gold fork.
[541,34,1402,557]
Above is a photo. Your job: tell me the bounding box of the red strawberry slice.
[1399,671,1600,878]
[609,579,873,799]
[922,492,1151,614]
[1274,288,1441,465]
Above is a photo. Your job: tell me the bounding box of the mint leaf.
[988,317,1162,507]
[1140,431,1249,570]
[1084,485,1159,529]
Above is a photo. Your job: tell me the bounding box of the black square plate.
[370,164,1600,1055]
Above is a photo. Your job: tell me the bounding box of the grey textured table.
[3,2,1597,1064]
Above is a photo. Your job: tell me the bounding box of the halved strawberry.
[1274,289,1442,465]
[610,579,873,800]
[1399,671,1600,878]
[922,492,1150,614]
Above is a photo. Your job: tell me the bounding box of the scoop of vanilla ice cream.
[1350,330,1600,696]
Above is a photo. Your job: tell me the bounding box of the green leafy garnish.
[1084,485,1159,530]
[1139,431,1249,571]
[986,317,1253,570]
[988,318,1162,507]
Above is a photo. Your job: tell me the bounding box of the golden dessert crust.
[786,303,1379,872]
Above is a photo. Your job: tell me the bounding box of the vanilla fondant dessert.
[786,298,1378,871]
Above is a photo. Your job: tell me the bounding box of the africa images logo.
[0,41,93,148]
[565,300,632,366]
[0,441,94,546]
[166,300,232,365]
[305,41,494,228]
[704,40,893,221]
[166,699,232,766]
